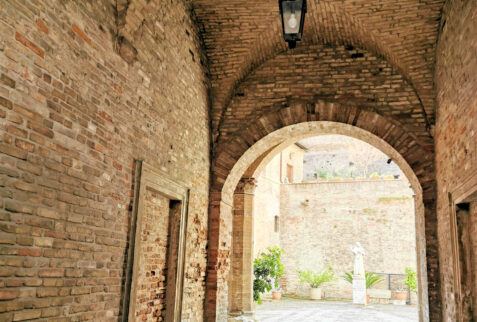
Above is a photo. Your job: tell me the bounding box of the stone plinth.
[352,276,367,305]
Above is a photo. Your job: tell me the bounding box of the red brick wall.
[0,1,209,321]
[435,0,477,320]
[192,1,443,134]
[134,190,170,321]
[217,44,431,146]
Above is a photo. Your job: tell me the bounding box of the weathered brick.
[0,97,13,110]
[38,268,64,278]
[6,113,23,124]
[4,200,33,214]
[36,287,58,297]
[12,309,41,321]
[6,125,27,138]
[17,248,42,257]
[0,144,27,160]
[34,237,53,248]
[0,233,16,245]
[35,19,48,34]
[16,161,42,176]
[12,105,42,123]
[0,290,17,300]
[14,32,44,58]
[35,208,62,220]
[41,307,60,318]
[0,74,15,88]
[16,236,33,246]
[15,139,35,152]
[0,268,14,277]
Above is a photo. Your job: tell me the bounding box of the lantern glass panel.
[282,0,303,35]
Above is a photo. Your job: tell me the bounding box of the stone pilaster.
[229,178,257,317]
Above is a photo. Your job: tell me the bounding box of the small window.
[286,164,293,183]
[274,216,280,233]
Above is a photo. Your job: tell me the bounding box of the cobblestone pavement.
[254,299,419,322]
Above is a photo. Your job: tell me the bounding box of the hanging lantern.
[279,0,307,49]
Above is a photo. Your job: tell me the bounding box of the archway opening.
[220,121,429,321]
[249,134,420,320]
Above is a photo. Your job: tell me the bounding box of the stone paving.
[254,299,419,322]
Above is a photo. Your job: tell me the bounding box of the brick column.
[229,178,257,317]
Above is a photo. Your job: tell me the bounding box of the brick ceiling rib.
[191,0,444,135]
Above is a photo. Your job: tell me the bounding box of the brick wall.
[133,190,170,321]
[192,1,443,135]
[435,0,477,320]
[0,1,209,321]
[217,44,430,145]
[279,180,416,299]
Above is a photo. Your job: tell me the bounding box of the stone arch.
[212,1,434,135]
[206,100,438,321]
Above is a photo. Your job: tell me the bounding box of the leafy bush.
[253,247,285,304]
[369,172,381,179]
[317,169,330,179]
[297,266,335,288]
[404,267,417,293]
[343,271,384,289]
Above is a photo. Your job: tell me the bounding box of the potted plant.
[253,246,285,304]
[271,289,282,300]
[297,266,335,300]
[369,172,381,180]
[395,284,408,302]
[343,271,384,304]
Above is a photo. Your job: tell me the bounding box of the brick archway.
[206,100,439,321]
[194,0,439,133]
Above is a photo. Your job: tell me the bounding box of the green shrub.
[343,271,384,289]
[404,267,417,294]
[253,246,285,304]
[297,266,335,288]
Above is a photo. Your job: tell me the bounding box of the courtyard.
[254,298,418,322]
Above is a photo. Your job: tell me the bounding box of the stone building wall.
[435,0,477,320]
[254,145,304,258]
[0,1,209,321]
[279,180,417,299]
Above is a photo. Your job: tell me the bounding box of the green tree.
[253,247,285,304]
[404,267,417,293]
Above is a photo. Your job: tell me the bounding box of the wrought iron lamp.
[279,0,307,49]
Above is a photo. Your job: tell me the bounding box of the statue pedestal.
[352,275,367,305]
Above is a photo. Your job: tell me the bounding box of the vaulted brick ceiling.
[191,0,445,144]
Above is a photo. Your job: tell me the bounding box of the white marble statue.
[351,242,367,304]
[351,242,365,277]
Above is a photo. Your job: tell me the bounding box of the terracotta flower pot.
[271,291,281,300]
[366,293,370,304]
[395,291,408,301]
[310,288,322,300]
